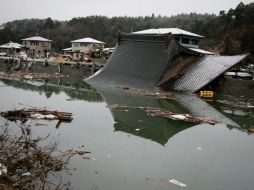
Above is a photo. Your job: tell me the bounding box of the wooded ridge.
[0,2,253,58]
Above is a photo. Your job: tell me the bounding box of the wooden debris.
[108,104,219,125]
[0,123,89,189]
[217,100,254,109]
[0,71,64,80]
[121,87,175,100]
[107,104,128,110]
[121,86,129,90]
[145,107,219,125]
[0,108,73,122]
[248,128,254,133]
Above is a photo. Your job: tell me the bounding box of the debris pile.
[0,72,63,80]
[121,87,175,100]
[217,100,254,109]
[108,104,219,125]
[0,123,90,189]
[0,108,73,122]
[145,107,219,125]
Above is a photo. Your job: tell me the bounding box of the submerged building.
[86,31,248,93]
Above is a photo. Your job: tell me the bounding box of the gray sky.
[0,0,253,24]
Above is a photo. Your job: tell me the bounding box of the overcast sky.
[0,0,252,24]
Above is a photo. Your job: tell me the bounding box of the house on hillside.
[22,36,52,57]
[134,28,214,55]
[0,42,25,56]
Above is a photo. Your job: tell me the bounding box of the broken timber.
[0,109,73,122]
[108,104,219,125]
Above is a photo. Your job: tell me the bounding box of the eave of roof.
[22,36,52,42]
[71,37,105,44]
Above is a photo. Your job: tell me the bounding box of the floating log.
[0,108,73,122]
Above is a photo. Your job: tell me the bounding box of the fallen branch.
[0,123,90,189]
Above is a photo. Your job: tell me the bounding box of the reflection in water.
[98,88,193,145]
[94,87,246,145]
[1,77,253,144]
[0,78,103,102]
[1,73,254,190]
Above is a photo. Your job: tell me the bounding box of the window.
[73,43,79,47]
[42,42,48,47]
[175,36,180,42]
[30,41,38,45]
[181,37,190,44]
[80,43,88,47]
[191,39,199,45]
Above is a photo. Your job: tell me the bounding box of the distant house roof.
[71,37,105,44]
[62,47,72,51]
[133,28,204,38]
[0,42,24,49]
[22,36,52,42]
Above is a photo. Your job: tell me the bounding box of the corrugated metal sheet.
[172,54,248,92]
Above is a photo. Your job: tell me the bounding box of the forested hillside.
[0,2,253,57]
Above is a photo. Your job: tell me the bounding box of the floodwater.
[0,75,254,190]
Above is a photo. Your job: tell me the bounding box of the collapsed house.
[85,31,248,93]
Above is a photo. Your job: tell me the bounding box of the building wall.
[174,35,200,49]
[71,42,104,53]
[23,41,52,56]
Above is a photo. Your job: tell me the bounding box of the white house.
[0,42,25,56]
[134,28,214,55]
[22,36,52,57]
[71,37,105,53]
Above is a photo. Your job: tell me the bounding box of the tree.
[44,17,54,29]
